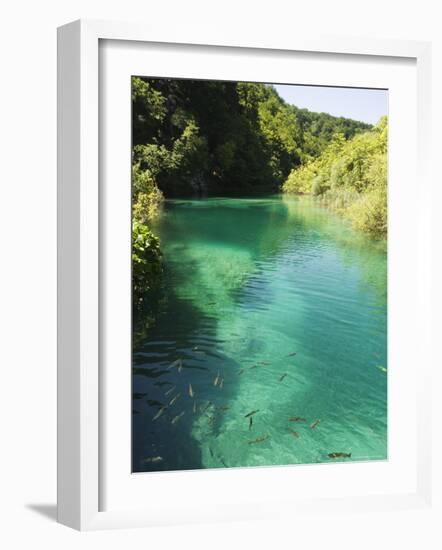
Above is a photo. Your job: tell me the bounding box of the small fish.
[178,361,183,373]
[213,372,220,386]
[258,361,271,366]
[209,447,214,458]
[288,429,299,438]
[153,406,166,420]
[192,401,197,414]
[219,378,224,389]
[287,352,297,357]
[248,435,269,445]
[171,411,185,425]
[245,410,259,418]
[188,383,194,398]
[249,365,259,370]
[288,417,306,422]
[169,393,181,406]
[279,373,287,382]
[192,346,199,351]
[202,401,212,413]
[168,358,182,370]
[249,417,253,430]
[238,369,245,375]
[142,456,163,464]
[376,365,387,373]
[164,385,176,396]
[220,458,228,467]
[328,452,352,459]
[218,405,230,411]
[310,419,321,429]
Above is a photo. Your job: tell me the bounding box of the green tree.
[283,117,388,238]
[132,78,370,197]
[132,220,162,307]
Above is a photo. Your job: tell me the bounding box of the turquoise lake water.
[132,195,387,472]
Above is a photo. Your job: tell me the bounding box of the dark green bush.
[283,117,388,238]
[132,221,162,306]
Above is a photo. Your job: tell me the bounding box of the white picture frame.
[57,19,434,531]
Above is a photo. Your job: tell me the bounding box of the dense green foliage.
[283,116,388,238]
[132,77,370,197]
[132,159,164,307]
[131,77,385,306]
[132,220,162,306]
[132,162,164,224]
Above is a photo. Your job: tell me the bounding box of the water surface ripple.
[132,196,387,472]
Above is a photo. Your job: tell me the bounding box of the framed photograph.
[57,19,433,530]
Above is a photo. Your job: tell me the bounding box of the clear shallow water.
[132,195,387,472]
